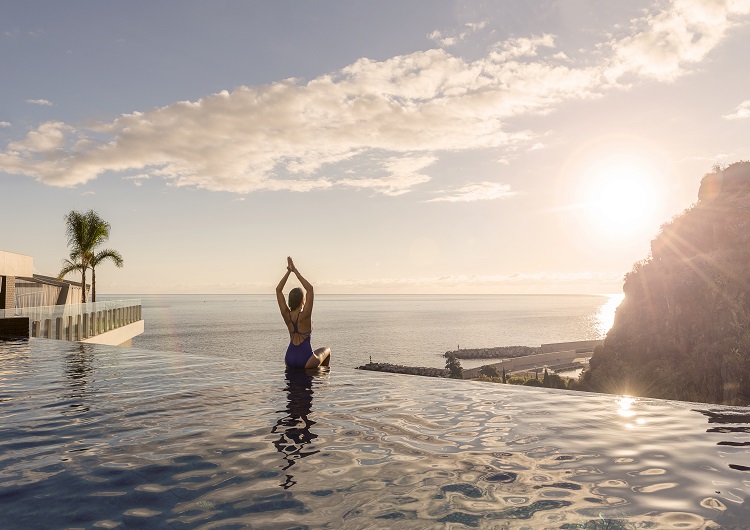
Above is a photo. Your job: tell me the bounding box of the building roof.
[0,250,34,277]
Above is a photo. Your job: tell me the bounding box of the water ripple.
[1,340,749,528]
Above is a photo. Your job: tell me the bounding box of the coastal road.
[462,349,590,379]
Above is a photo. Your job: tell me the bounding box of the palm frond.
[58,258,85,280]
[92,248,124,268]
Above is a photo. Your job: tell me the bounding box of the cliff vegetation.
[583,161,750,405]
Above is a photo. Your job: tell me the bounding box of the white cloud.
[7,121,70,152]
[81,191,95,196]
[465,20,489,32]
[1,0,748,196]
[25,99,53,106]
[490,34,556,62]
[606,0,750,82]
[723,99,750,120]
[427,181,517,203]
[0,44,601,194]
[427,29,458,47]
[124,173,150,187]
[429,20,489,47]
[0,121,10,128]
[340,156,436,196]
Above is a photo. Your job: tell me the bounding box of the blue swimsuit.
[285,312,313,368]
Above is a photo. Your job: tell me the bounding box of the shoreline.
[358,339,601,380]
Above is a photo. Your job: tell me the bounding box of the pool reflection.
[697,409,750,472]
[63,344,95,415]
[272,369,322,489]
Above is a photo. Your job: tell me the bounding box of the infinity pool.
[1,340,749,528]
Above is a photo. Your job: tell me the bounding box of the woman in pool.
[276,257,331,369]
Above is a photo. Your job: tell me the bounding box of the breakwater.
[446,340,602,360]
[444,345,539,359]
[356,362,447,378]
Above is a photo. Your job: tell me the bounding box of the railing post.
[44,319,51,338]
[76,314,81,341]
[56,317,63,340]
[32,320,40,338]
[96,311,101,335]
[67,316,73,340]
[82,313,88,339]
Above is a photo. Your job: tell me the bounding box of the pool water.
[1,339,749,528]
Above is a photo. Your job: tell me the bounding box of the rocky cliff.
[583,161,750,405]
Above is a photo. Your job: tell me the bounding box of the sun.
[580,155,662,237]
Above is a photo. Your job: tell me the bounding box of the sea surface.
[121,294,622,369]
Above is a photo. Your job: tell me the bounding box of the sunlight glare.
[617,396,636,418]
[582,155,662,237]
[595,294,624,337]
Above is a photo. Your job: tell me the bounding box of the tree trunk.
[81,268,87,304]
[92,268,96,303]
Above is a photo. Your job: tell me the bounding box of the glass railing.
[0,299,142,340]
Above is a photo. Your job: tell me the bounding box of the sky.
[2,0,749,295]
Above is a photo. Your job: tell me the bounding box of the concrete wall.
[0,251,34,277]
[540,339,603,354]
[80,320,144,347]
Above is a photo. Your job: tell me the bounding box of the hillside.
[583,161,750,405]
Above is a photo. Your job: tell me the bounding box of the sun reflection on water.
[596,294,624,337]
[617,396,636,418]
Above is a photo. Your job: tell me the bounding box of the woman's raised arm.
[276,268,292,319]
[288,257,314,314]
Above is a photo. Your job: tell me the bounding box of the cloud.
[429,20,489,47]
[25,99,53,106]
[606,0,750,82]
[340,156,436,196]
[0,44,601,194]
[427,181,517,203]
[465,20,489,32]
[123,173,150,187]
[490,34,555,62]
[0,121,10,128]
[7,121,70,152]
[1,0,748,197]
[723,99,750,120]
[428,30,457,47]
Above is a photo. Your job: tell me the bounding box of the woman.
[276,257,331,369]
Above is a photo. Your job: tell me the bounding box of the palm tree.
[89,249,123,302]
[59,210,117,303]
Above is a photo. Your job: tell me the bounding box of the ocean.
[125,294,623,370]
